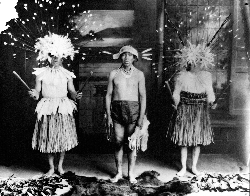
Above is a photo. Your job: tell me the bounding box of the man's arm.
[28,76,41,100]
[68,78,82,100]
[106,71,115,126]
[105,71,114,126]
[137,71,146,128]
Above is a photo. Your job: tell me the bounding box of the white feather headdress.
[174,41,215,69]
[34,32,78,62]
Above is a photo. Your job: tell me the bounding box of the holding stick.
[78,71,93,92]
[165,80,175,105]
[13,71,31,90]
[164,69,179,109]
[213,80,232,105]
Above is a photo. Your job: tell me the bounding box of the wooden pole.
[157,0,165,89]
[243,0,250,61]
[242,0,250,166]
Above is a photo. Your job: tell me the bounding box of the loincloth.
[111,100,139,126]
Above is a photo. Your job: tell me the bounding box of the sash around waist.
[35,97,77,120]
[180,91,207,105]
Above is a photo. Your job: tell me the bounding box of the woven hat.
[113,45,138,60]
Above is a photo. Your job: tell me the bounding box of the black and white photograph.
[0,0,249,195]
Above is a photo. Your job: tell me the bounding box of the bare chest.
[113,73,139,89]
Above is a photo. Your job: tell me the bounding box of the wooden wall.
[73,0,158,153]
[75,57,154,153]
[78,62,119,134]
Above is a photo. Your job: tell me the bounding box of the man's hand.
[107,115,113,128]
[211,103,217,110]
[75,92,83,100]
[137,117,144,129]
[106,114,114,142]
[171,104,177,110]
[72,91,83,100]
[28,89,39,100]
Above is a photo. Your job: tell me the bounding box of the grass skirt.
[32,113,78,153]
[170,91,213,146]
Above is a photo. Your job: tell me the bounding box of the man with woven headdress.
[105,45,146,183]
[28,33,82,176]
[171,41,217,177]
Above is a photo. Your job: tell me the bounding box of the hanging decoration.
[141,48,153,61]
[167,13,231,68]
[100,47,154,62]
[163,9,232,77]
[2,0,100,65]
[206,14,231,47]
[165,11,185,47]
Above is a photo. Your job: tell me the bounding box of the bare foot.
[57,166,65,175]
[191,167,201,176]
[110,173,123,183]
[128,175,137,184]
[45,168,55,176]
[177,167,186,177]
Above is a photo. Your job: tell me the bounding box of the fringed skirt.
[171,91,213,146]
[32,113,78,153]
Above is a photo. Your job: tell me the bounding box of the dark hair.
[119,52,138,62]
[186,63,191,71]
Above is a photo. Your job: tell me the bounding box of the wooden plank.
[79,67,115,74]
[79,63,120,68]
[79,72,109,78]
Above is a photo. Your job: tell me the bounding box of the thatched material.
[171,91,213,146]
[32,113,78,153]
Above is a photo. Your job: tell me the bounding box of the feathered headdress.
[174,41,215,70]
[34,32,78,62]
[168,13,231,70]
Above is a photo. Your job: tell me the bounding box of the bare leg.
[58,151,65,175]
[191,146,201,176]
[177,147,187,177]
[127,124,137,183]
[110,123,124,182]
[46,153,55,176]
[128,149,137,183]
[111,147,123,182]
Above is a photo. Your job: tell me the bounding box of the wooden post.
[242,0,250,166]
[243,0,250,61]
[157,0,165,89]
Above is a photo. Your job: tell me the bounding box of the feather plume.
[34,32,78,62]
[174,41,215,69]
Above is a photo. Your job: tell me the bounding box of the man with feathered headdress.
[170,41,217,177]
[28,32,82,176]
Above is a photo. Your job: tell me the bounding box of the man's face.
[121,52,135,67]
[51,57,62,67]
[192,59,202,71]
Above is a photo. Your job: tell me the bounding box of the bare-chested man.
[105,45,146,183]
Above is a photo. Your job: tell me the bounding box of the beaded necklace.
[120,66,135,78]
